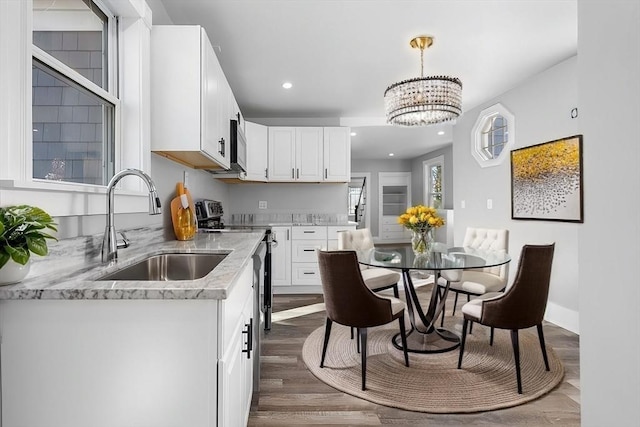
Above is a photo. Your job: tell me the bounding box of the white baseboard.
[544,302,580,334]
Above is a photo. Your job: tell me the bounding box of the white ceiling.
[155,0,577,159]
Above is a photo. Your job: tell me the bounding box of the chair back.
[462,227,509,280]
[481,243,555,329]
[338,228,375,268]
[317,250,394,328]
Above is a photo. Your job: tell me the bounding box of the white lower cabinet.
[271,226,292,287]
[273,224,356,293]
[218,262,254,426]
[0,263,255,427]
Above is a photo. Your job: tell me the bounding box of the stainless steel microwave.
[229,119,247,172]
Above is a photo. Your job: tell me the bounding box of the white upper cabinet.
[150,25,231,170]
[267,127,297,181]
[323,127,351,182]
[264,126,349,182]
[295,127,324,182]
[245,121,268,181]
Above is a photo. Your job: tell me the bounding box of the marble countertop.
[0,228,265,301]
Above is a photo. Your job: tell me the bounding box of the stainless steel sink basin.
[96,252,229,281]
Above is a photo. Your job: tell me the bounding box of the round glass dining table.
[358,243,511,354]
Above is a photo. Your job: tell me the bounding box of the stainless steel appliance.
[229,117,247,172]
[194,199,224,229]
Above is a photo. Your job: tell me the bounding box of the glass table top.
[358,243,511,271]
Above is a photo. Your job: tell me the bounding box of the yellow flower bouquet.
[397,205,445,256]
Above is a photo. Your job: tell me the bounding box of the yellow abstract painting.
[511,135,583,222]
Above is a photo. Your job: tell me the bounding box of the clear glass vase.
[411,228,433,258]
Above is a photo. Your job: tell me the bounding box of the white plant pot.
[0,258,31,286]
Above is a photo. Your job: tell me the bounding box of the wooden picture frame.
[511,135,583,223]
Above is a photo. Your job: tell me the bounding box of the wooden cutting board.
[170,183,196,240]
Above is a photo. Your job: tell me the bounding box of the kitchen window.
[32,0,117,186]
[0,0,152,217]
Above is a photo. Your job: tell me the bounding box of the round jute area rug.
[302,322,564,413]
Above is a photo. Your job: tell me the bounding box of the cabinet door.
[271,226,292,287]
[323,127,351,182]
[268,128,296,181]
[202,30,230,169]
[219,292,253,427]
[296,127,324,181]
[245,121,268,181]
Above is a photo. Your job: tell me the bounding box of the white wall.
[577,1,640,425]
[225,183,347,215]
[452,56,580,332]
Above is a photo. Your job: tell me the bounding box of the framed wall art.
[511,135,583,223]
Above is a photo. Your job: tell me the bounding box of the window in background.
[424,155,444,209]
[32,0,117,185]
[471,103,515,168]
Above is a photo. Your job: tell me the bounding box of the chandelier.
[384,36,462,126]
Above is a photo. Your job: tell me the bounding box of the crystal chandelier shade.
[384,36,463,126]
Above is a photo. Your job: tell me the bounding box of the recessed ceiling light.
[282,82,293,89]
[350,132,357,137]
[437,130,445,135]
[388,153,394,157]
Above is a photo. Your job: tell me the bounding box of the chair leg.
[537,324,550,371]
[398,315,409,367]
[360,327,368,390]
[356,328,361,353]
[392,283,399,299]
[510,329,523,394]
[452,291,459,315]
[469,321,474,334]
[490,327,495,346]
[458,318,469,369]
[320,318,333,368]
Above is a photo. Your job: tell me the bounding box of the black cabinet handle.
[219,138,226,156]
[242,318,253,359]
[302,249,315,252]
[291,168,295,179]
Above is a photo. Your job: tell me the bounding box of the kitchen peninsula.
[0,228,263,427]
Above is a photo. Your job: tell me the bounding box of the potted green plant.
[0,205,57,285]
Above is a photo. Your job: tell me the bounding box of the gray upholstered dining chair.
[317,250,409,391]
[338,228,400,298]
[438,227,509,326]
[457,243,555,394]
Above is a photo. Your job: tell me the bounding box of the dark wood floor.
[249,285,580,426]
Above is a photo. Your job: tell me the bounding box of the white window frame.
[0,0,153,217]
[470,103,515,168]
[423,155,444,208]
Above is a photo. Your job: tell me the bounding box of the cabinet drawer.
[327,225,356,240]
[381,232,407,241]
[291,226,327,240]
[292,263,321,285]
[382,224,404,233]
[382,216,402,225]
[292,240,325,262]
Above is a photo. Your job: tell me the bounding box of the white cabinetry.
[378,172,412,242]
[271,226,292,287]
[218,263,254,427]
[323,127,351,182]
[151,25,232,170]
[245,121,268,181]
[0,262,255,427]
[273,224,356,293]
[291,226,327,286]
[265,127,349,182]
[267,127,323,182]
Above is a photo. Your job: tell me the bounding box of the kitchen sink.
[95,252,230,281]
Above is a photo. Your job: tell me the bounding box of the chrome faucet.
[102,168,162,263]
